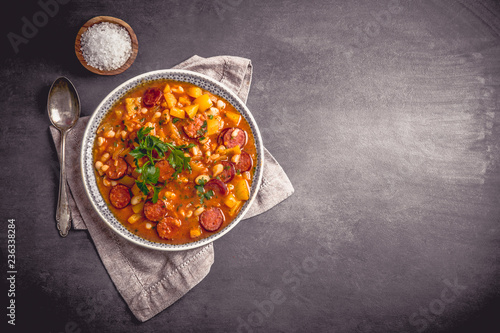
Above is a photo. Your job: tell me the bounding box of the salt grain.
[80,22,132,71]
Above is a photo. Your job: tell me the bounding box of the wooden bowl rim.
[75,16,138,76]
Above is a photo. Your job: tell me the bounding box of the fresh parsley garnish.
[129,127,193,203]
[194,178,214,204]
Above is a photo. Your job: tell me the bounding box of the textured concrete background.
[1,0,500,332]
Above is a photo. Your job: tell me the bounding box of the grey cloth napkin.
[49,55,294,322]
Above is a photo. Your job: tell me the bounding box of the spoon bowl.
[48,78,80,129]
[48,77,81,237]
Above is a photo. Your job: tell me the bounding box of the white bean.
[195,175,210,185]
[194,207,205,216]
[131,195,143,206]
[105,130,115,138]
[217,100,226,109]
[101,153,110,162]
[231,154,241,164]
[102,178,111,187]
[212,164,223,177]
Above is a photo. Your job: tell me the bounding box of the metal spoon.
[47,77,81,237]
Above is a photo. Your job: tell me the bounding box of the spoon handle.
[56,130,72,237]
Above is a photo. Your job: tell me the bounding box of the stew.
[93,80,256,244]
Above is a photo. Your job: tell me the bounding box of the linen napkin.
[49,55,294,322]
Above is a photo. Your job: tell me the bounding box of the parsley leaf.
[129,126,193,202]
[195,179,213,204]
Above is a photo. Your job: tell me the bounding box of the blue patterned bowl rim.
[80,69,264,251]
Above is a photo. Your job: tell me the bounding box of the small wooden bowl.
[75,16,138,75]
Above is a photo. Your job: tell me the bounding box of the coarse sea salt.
[81,22,132,71]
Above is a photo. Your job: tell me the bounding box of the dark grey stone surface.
[1,0,499,332]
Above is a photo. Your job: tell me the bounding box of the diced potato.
[190,227,202,238]
[187,86,203,98]
[120,175,136,187]
[125,97,141,117]
[163,84,171,95]
[179,96,191,106]
[222,145,241,156]
[166,121,180,139]
[131,183,142,196]
[170,107,185,119]
[234,179,250,200]
[184,104,199,119]
[225,109,241,125]
[228,200,243,216]
[223,194,240,208]
[128,213,142,224]
[193,94,213,112]
[206,116,221,136]
[132,201,145,214]
[125,97,135,105]
[164,92,177,109]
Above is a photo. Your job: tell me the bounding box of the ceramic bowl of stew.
[81,69,264,251]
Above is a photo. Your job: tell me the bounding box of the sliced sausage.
[104,157,128,180]
[143,88,162,107]
[183,114,207,139]
[156,160,175,182]
[157,217,182,239]
[219,161,235,183]
[217,128,230,145]
[204,178,228,196]
[143,200,169,222]
[199,207,225,231]
[109,184,131,209]
[234,151,253,172]
[223,127,247,148]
